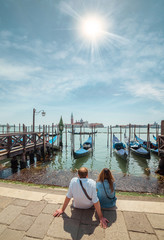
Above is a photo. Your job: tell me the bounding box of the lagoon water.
[0,127,163,194]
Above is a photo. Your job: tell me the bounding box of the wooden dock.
[0,131,58,161]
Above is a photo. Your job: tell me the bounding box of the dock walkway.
[0,182,163,240]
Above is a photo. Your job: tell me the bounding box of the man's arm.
[94,201,109,229]
[53,196,71,217]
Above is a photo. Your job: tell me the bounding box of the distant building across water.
[65,113,104,128]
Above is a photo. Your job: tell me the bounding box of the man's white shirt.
[66,177,98,209]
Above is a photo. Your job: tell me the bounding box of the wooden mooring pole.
[134,125,136,139]
[107,126,109,147]
[80,125,82,146]
[110,125,112,153]
[91,126,93,155]
[65,125,67,147]
[43,125,46,158]
[156,124,159,140]
[20,124,27,169]
[52,123,54,150]
[128,124,131,154]
[94,126,96,147]
[71,124,74,155]
[156,120,164,175]
[147,124,150,150]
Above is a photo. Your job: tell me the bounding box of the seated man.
[53,167,109,228]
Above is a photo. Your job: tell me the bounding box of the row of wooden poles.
[0,123,160,149]
[106,124,160,148]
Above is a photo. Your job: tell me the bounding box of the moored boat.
[113,134,128,160]
[124,135,150,159]
[135,135,158,155]
[73,136,92,159]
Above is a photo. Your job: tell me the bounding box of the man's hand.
[53,209,64,217]
[100,217,109,229]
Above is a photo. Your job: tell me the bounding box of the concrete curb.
[0,186,164,214]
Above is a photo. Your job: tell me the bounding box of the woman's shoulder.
[96,181,103,187]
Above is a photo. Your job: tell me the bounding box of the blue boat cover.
[83,136,92,147]
[74,148,89,155]
[135,135,158,148]
[136,147,149,154]
[153,135,157,141]
[135,135,145,144]
[113,134,126,149]
[49,135,57,144]
[74,136,92,156]
[113,134,119,144]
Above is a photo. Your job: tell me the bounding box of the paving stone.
[146,214,164,229]
[62,206,83,220]
[47,217,80,239]
[0,196,14,208]
[104,231,130,240]
[104,211,127,232]
[0,228,25,240]
[13,199,30,207]
[77,224,104,240]
[22,201,47,216]
[9,214,36,231]
[124,212,154,234]
[154,230,164,240]
[81,209,99,225]
[23,236,41,240]
[27,213,53,239]
[0,205,24,225]
[103,211,129,239]
[0,186,45,201]
[44,236,65,240]
[43,194,66,204]
[43,203,60,214]
[129,232,158,240]
[0,224,7,235]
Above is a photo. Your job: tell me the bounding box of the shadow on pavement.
[62,206,117,240]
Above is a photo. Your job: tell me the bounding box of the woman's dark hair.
[97,168,115,192]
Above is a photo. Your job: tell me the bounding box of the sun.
[80,15,106,42]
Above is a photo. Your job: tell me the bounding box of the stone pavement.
[0,182,163,240]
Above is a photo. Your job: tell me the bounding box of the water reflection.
[72,155,90,170]
[114,152,129,174]
[132,153,150,177]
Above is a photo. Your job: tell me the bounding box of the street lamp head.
[42,111,46,117]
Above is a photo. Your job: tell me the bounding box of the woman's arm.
[93,201,109,228]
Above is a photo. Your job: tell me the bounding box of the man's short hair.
[78,167,88,178]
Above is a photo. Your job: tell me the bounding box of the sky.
[0,0,164,127]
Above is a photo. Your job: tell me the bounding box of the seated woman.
[96,168,117,208]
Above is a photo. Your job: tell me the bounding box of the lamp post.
[59,116,64,147]
[33,108,46,132]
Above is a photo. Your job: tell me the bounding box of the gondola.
[73,136,92,159]
[124,135,150,159]
[135,135,158,155]
[113,134,128,160]
[74,131,97,135]
[69,131,97,135]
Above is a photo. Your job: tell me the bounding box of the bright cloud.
[0,59,42,81]
[123,81,164,104]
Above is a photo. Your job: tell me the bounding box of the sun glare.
[80,15,106,41]
[60,2,127,58]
